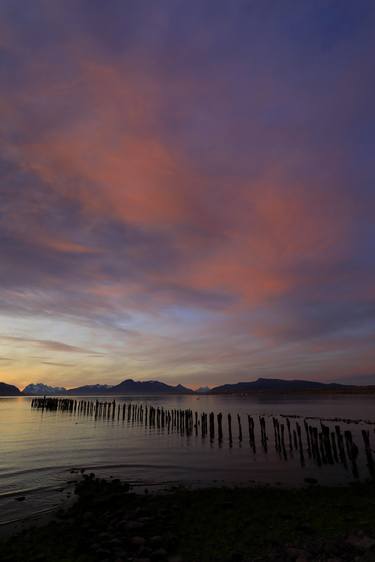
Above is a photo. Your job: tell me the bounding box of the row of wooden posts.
[30,397,375,479]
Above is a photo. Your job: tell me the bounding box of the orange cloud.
[168,179,351,305]
[5,53,354,311]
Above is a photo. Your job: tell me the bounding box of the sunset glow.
[0,1,374,389]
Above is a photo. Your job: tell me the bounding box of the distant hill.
[210,378,345,394]
[19,376,375,397]
[0,382,22,396]
[67,384,113,395]
[18,379,194,396]
[23,383,67,395]
[108,379,194,395]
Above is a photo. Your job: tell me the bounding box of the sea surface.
[1,394,375,527]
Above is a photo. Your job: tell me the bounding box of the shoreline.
[0,468,362,539]
[1,475,375,561]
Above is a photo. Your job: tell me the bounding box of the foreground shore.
[1,476,375,562]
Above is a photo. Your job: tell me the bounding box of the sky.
[0,1,374,390]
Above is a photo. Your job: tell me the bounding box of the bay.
[1,394,375,527]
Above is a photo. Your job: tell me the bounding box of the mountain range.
[1,377,375,396]
[0,382,23,396]
[209,378,344,394]
[20,379,193,396]
[23,383,67,395]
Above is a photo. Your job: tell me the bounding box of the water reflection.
[31,396,375,481]
[1,394,375,525]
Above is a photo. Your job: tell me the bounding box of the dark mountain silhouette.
[108,379,194,395]
[7,376,373,397]
[64,380,193,395]
[0,382,22,396]
[210,378,346,394]
[67,384,113,395]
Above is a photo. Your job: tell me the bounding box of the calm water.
[1,394,375,526]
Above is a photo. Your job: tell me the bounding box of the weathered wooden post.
[335,425,347,466]
[217,413,223,442]
[248,415,256,452]
[280,423,287,459]
[345,430,359,478]
[228,413,233,446]
[209,412,215,441]
[286,418,293,451]
[330,431,339,463]
[304,420,311,457]
[237,414,242,442]
[362,429,375,478]
[296,422,305,466]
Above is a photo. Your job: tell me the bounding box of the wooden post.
[217,413,223,442]
[237,414,242,442]
[228,414,233,446]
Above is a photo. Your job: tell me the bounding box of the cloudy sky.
[0,1,374,389]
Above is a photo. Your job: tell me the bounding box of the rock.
[127,521,145,531]
[113,549,127,559]
[98,531,111,540]
[221,500,234,509]
[150,536,163,546]
[131,536,146,547]
[139,516,154,524]
[95,547,110,557]
[164,532,178,548]
[304,477,318,485]
[346,533,375,551]
[286,546,309,560]
[296,522,314,534]
[152,548,168,560]
[83,511,94,522]
[109,538,123,547]
[230,552,243,562]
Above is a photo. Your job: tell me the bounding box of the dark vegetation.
[1,475,375,562]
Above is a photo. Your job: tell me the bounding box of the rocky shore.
[1,475,375,562]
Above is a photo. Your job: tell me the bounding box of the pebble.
[304,477,318,485]
[131,536,146,547]
[152,547,168,560]
[109,538,123,547]
[127,521,145,531]
[150,535,163,545]
[286,546,309,560]
[297,522,314,534]
[83,511,94,522]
